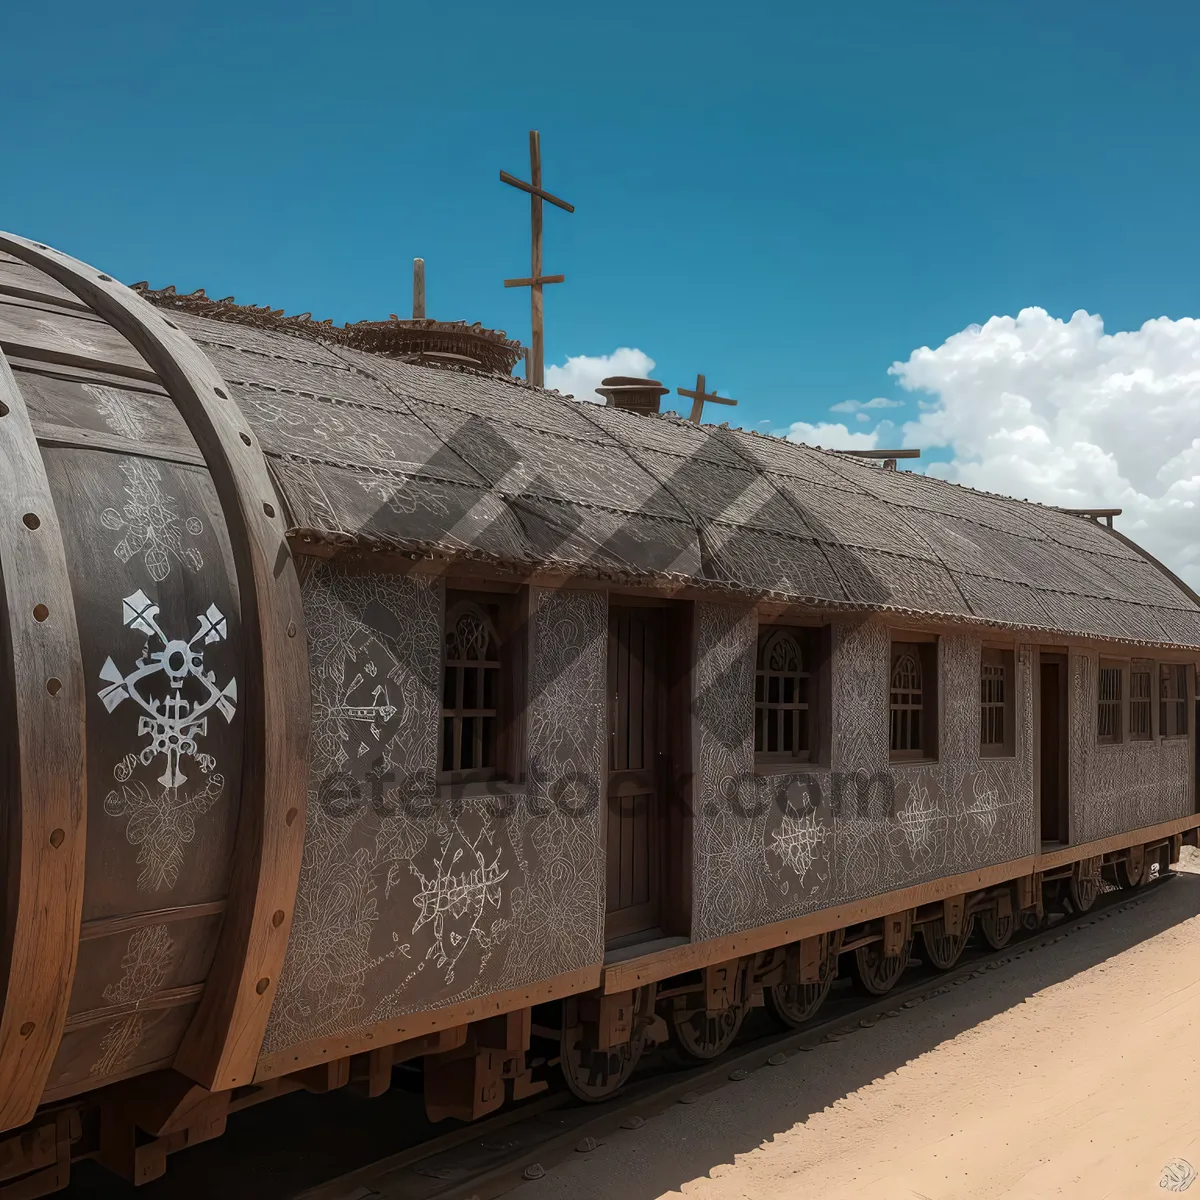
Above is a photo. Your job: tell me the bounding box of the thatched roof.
[157,303,1200,649]
[6,233,1194,651]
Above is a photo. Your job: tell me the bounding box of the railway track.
[286,874,1174,1200]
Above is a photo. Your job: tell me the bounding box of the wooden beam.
[412,258,425,320]
[503,275,565,288]
[499,131,574,389]
[0,345,87,1132]
[601,810,1200,993]
[0,232,313,1093]
[677,373,739,424]
[1057,506,1121,529]
[529,133,544,390]
[841,448,922,460]
[497,170,576,212]
[253,964,598,1082]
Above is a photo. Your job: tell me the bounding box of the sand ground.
[517,855,1200,1200]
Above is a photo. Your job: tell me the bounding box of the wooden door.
[606,607,666,944]
[1039,655,1069,844]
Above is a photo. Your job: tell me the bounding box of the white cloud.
[777,421,881,450]
[891,306,1200,585]
[545,347,657,404]
[830,396,904,414]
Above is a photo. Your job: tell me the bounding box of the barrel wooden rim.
[0,345,87,1130]
[0,232,312,1091]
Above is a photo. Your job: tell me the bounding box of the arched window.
[890,640,936,758]
[979,647,1016,757]
[441,597,504,780]
[755,627,813,762]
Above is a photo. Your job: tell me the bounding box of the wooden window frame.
[1097,658,1125,745]
[754,624,830,771]
[980,646,1015,758]
[1129,658,1153,742]
[1160,661,1191,740]
[438,588,526,789]
[889,637,939,763]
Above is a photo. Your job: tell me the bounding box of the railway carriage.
[0,230,1197,1194]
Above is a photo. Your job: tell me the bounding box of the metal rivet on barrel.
[33,604,49,622]
[22,513,40,530]
[214,387,227,399]
[49,829,64,848]
[19,1022,34,1038]
[285,807,298,826]
[255,978,270,995]
[263,502,276,519]
[98,274,112,282]
[286,622,297,638]
[240,432,252,445]
[272,910,285,928]
[46,678,62,696]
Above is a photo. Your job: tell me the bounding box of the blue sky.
[2,0,1198,443]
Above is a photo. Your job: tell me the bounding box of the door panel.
[1039,655,1068,844]
[606,608,664,942]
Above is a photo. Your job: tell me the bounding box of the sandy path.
[517,860,1200,1200]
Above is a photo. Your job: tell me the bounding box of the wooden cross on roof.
[677,373,738,425]
[501,130,574,388]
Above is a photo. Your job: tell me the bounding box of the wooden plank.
[0,233,313,1092]
[602,811,1200,992]
[503,275,566,288]
[0,346,87,1132]
[33,421,207,467]
[0,341,159,386]
[61,985,205,1033]
[78,901,228,942]
[498,170,575,213]
[252,964,599,1082]
[1034,812,1200,870]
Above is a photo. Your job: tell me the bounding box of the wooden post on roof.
[412,259,425,320]
[501,131,574,388]
[677,373,738,425]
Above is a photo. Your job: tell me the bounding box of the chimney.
[594,376,670,416]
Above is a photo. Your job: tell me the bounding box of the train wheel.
[979,907,1014,950]
[668,1002,747,1061]
[561,987,651,1102]
[920,913,976,970]
[765,930,844,1028]
[1117,844,1146,890]
[1068,857,1102,912]
[851,935,912,996]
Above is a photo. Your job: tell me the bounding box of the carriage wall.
[1,232,1198,1170]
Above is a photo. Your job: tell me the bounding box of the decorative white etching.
[264,566,440,1052]
[101,459,204,582]
[770,809,831,888]
[411,826,508,984]
[896,780,948,869]
[98,590,237,889]
[1070,649,1191,841]
[692,608,1036,941]
[263,570,607,1056]
[37,316,100,355]
[84,382,154,440]
[89,924,176,1078]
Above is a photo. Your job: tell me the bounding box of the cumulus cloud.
[830,397,904,414]
[545,347,657,403]
[778,421,881,450]
[891,307,1200,585]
